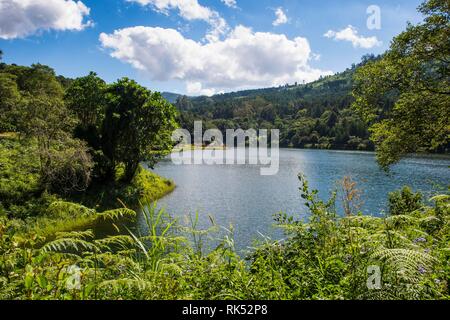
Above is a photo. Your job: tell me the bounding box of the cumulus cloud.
[0,0,92,39]
[324,25,382,49]
[99,25,332,95]
[273,7,288,26]
[126,0,228,42]
[221,0,237,9]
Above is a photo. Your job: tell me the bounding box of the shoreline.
[19,166,176,241]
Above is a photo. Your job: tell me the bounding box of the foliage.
[176,63,373,151]
[0,138,49,219]
[1,178,448,300]
[0,53,178,199]
[69,165,175,211]
[38,139,94,194]
[388,187,424,216]
[102,78,178,182]
[65,72,107,133]
[352,0,450,168]
[0,137,174,221]
[0,72,20,131]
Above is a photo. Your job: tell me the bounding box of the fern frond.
[48,201,95,218]
[94,235,136,251]
[40,237,98,254]
[97,208,136,221]
[372,248,437,282]
[385,214,418,226]
[55,230,95,240]
[99,278,153,291]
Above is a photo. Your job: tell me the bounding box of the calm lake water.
[141,149,450,252]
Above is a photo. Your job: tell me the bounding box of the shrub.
[388,186,423,216]
[40,140,94,194]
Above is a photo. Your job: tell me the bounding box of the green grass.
[68,165,175,212]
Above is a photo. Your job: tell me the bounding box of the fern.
[94,235,136,251]
[40,237,98,254]
[97,208,136,221]
[48,201,95,218]
[372,248,437,281]
[55,230,95,240]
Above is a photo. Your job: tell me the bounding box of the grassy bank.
[67,165,175,212]
[0,137,175,240]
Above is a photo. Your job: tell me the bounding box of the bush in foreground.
[1,176,448,300]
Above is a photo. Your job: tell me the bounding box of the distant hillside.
[175,56,376,150]
[162,92,184,104]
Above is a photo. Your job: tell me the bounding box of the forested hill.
[175,56,378,150]
[161,92,183,104]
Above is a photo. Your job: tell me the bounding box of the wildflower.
[414,237,427,244]
[418,266,426,275]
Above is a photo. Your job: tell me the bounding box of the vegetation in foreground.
[0,177,448,300]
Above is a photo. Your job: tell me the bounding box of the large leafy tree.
[0,73,20,132]
[7,63,94,193]
[65,72,106,131]
[353,0,449,168]
[21,64,64,98]
[18,95,93,193]
[102,78,178,182]
[65,72,106,149]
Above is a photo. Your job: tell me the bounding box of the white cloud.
[0,0,92,39]
[100,25,332,96]
[273,7,288,26]
[221,0,237,9]
[324,25,382,49]
[186,82,217,96]
[126,0,228,42]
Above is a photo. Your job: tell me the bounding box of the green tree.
[21,64,64,98]
[18,95,93,193]
[353,0,450,168]
[0,73,20,132]
[65,72,107,153]
[102,78,178,182]
[65,72,106,131]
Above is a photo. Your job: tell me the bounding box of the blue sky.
[0,0,424,95]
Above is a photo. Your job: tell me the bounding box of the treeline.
[0,57,178,219]
[175,56,377,151]
[0,61,177,190]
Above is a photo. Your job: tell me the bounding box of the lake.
[141,148,450,253]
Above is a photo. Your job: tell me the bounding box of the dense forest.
[0,0,449,301]
[172,56,376,151]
